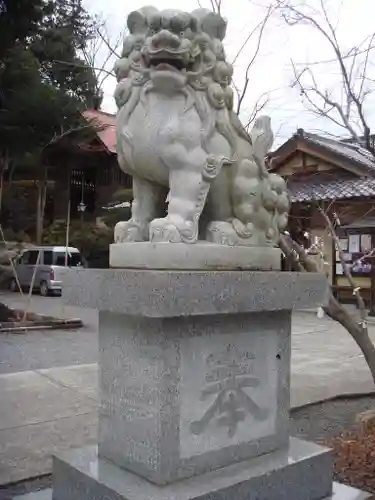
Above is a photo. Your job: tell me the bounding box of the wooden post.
[369,233,375,316]
[0,167,4,215]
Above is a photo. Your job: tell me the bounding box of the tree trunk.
[36,183,43,244]
[0,302,18,322]
[0,152,9,217]
[324,295,375,385]
[279,234,375,385]
[35,167,48,244]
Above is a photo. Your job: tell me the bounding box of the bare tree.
[280,214,375,385]
[72,1,275,122]
[232,4,274,116]
[209,0,223,15]
[263,0,375,384]
[54,17,122,109]
[199,0,276,126]
[276,0,375,154]
[80,18,123,108]
[76,1,375,383]
[277,171,375,383]
[205,0,375,384]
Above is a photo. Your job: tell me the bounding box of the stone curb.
[1,389,374,490]
[0,318,83,334]
[290,390,375,411]
[297,308,375,324]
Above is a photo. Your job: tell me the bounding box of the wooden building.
[1,109,131,240]
[270,129,375,308]
[48,109,131,221]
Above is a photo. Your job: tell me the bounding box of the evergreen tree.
[0,0,100,166]
[0,0,101,241]
[0,0,46,59]
[31,0,98,106]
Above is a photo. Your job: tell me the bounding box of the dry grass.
[325,423,375,497]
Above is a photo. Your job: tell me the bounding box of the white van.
[10,246,83,296]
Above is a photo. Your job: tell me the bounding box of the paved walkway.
[1,309,375,486]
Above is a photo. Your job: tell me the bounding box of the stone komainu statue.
[114,6,289,246]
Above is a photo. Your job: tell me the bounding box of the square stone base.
[98,310,291,484]
[46,438,338,500]
[14,482,372,500]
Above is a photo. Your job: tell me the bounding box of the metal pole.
[24,250,41,321]
[65,197,71,267]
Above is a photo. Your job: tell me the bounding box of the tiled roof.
[83,109,116,153]
[341,216,375,229]
[287,175,375,202]
[302,132,375,172]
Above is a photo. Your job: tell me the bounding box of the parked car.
[9,246,84,296]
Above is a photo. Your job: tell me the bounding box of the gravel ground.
[290,394,375,442]
[0,292,98,374]
[2,395,375,499]
[0,476,51,499]
[0,326,97,374]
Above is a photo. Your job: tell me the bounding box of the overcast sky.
[82,0,375,146]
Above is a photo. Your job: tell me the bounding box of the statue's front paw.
[206,221,239,246]
[114,220,146,243]
[149,218,182,243]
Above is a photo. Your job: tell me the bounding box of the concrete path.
[1,308,375,486]
[0,364,98,485]
[291,313,375,406]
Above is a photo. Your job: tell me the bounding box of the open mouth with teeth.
[150,58,186,71]
[145,50,192,72]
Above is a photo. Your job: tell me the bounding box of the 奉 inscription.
[190,344,269,438]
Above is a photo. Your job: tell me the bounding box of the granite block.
[330,483,373,499]
[14,490,52,500]
[51,439,333,500]
[62,269,328,317]
[109,242,281,270]
[98,310,291,484]
[14,482,373,500]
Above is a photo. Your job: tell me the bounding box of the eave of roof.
[270,130,375,176]
[82,109,116,154]
[287,175,375,203]
[302,133,375,173]
[341,216,375,230]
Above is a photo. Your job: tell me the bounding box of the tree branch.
[280,229,375,384]
[318,206,368,328]
[236,5,272,114]
[53,59,115,78]
[277,0,374,154]
[96,24,122,60]
[243,91,270,129]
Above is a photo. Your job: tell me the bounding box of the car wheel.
[9,278,18,293]
[40,281,49,297]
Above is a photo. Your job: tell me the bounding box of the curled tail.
[231,157,261,231]
[231,116,273,236]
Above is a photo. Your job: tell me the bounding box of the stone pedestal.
[97,308,290,484]
[18,262,370,499]
[51,439,333,500]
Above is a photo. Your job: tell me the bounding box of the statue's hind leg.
[114,177,166,243]
[205,171,241,246]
